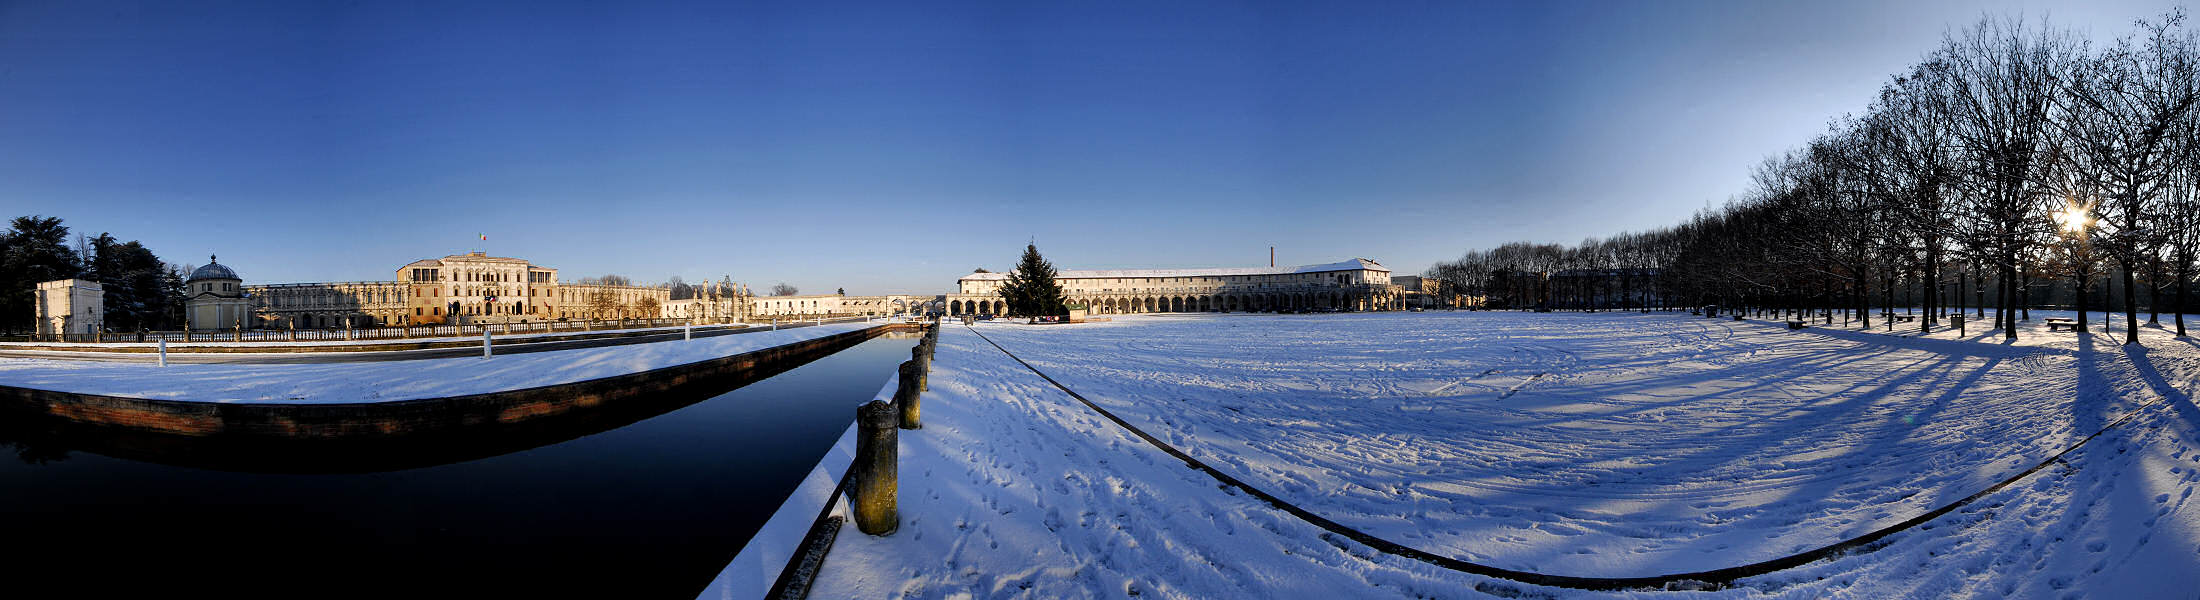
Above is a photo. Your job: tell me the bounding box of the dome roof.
[188,255,239,282]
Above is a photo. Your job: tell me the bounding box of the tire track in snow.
[1497,372,1547,400]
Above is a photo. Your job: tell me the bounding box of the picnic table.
[1785,320,1807,330]
[2045,317,2078,332]
[1889,314,1918,323]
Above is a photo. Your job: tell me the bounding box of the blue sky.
[0,0,2184,294]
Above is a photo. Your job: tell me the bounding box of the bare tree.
[586,289,620,320]
[1426,12,2191,346]
[1937,16,2079,340]
[2053,10,2198,343]
[771,282,798,296]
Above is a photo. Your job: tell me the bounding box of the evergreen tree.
[87,236,179,331]
[1000,243,1064,318]
[1,216,82,333]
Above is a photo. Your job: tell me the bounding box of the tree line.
[1430,12,2200,345]
[0,215,188,334]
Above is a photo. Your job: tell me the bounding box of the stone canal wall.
[0,323,761,354]
[0,323,917,439]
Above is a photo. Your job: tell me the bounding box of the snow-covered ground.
[0,322,765,349]
[812,311,2200,598]
[0,322,876,403]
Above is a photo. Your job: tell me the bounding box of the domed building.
[185,255,251,331]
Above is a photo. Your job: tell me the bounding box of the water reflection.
[0,333,917,599]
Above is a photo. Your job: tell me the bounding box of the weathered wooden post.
[910,345,930,392]
[850,400,899,535]
[895,359,923,429]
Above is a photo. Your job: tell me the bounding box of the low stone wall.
[0,323,916,440]
[0,323,756,354]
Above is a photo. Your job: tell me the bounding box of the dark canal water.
[0,334,916,599]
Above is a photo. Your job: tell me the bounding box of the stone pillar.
[910,345,930,392]
[895,359,922,429]
[850,400,899,535]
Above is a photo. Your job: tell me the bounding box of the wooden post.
[910,345,929,392]
[851,400,899,536]
[895,360,923,429]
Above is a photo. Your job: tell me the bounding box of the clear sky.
[0,0,2185,294]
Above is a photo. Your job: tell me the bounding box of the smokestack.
[1269,246,1274,267]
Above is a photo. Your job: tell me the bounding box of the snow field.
[815,312,2200,598]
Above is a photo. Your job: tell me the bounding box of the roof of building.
[401,252,537,268]
[959,258,1388,282]
[187,256,239,282]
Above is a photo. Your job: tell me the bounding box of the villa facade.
[182,251,922,330]
[944,258,1404,316]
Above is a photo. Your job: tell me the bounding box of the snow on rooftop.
[960,258,1387,281]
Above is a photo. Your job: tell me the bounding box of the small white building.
[35,279,103,338]
[748,294,918,318]
[185,256,252,331]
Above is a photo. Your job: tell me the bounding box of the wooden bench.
[2045,318,2077,332]
[1889,314,1918,323]
[1785,320,1807,330]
